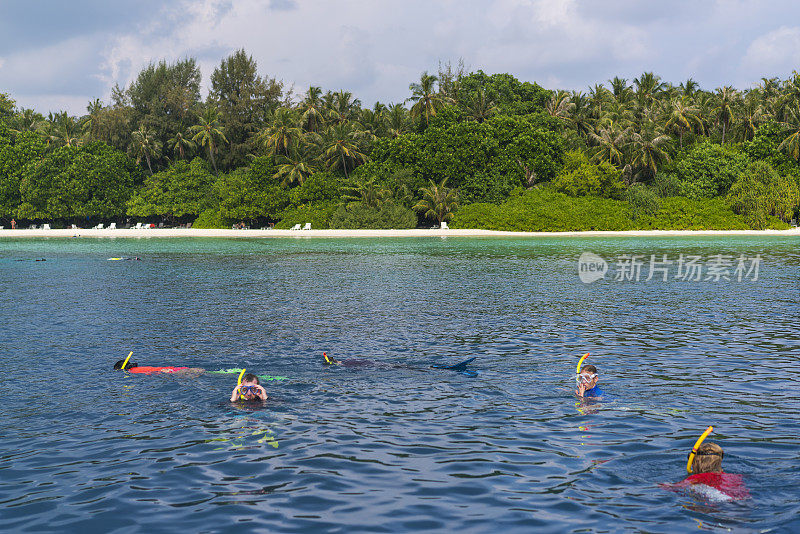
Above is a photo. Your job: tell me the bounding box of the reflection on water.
[0,236,799,532]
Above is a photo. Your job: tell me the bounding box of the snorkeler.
[113,353,204,376]
[663,426,749,501]
[230,373,268,402]
[575,353,603,398]
[322,352,478,377]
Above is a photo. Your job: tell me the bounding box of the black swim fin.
[431,357,476,371]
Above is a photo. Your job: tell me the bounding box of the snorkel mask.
[575,372,597,385]
[238,385,259,398]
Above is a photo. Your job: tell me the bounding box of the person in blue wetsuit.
[576,364,603,398]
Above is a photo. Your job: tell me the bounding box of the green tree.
[414,178,459,224]
[714,86,739,144]
[255,108,303,157]
[190,107,228,175]
[128,125,162,175]
[17,142,139,221]
[675,142,750,198]
[319,123,369,179]
[209,49,283,169]
[665,97,702,149]
[408,72,451,125]
[127,158,214,221]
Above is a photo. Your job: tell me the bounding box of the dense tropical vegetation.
[1,51,799,230]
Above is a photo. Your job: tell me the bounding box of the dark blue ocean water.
[0,236,798,533]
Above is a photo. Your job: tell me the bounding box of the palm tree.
[629,126,672,182]
[608,76,633,104]
[331,90,361,124]
[778,106,800,160]
[413,178,459,225]
[190,107,228,175]
[385,103,410,138]
[343,177,390,208]
[587,84,610,118]
[129,125,162,175]
[714,86,739,144]
[255,108,303,157]
[407,72,451,125]
[9,108,42,136]
[680,78,699,98]
[299,86,327,132]
[735,91,765,142]
[546,90,574,120]
[168,132,195,160]
[319,123,369,179]
[274,144,317,186]
[589,121,630,166]
[52,112,85,148]
[569,92,593,138]
[665,97,703,149]
[633,72,665,111]
[464,87,498,123]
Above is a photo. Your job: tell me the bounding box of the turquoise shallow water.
[0,236,798,533]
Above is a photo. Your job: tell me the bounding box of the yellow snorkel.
[237,369,246,386]
[576,352,589,374]
[686,425,714,474]
[121,351,133,370]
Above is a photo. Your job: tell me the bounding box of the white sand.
[1,227,799,238]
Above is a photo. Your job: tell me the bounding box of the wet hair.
[113,359,138,370]
[691,442,724,474]
[581,364,597,374]
[241,373,260,384]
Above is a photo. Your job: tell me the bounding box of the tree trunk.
[341,151,349,180]
[209,141,218,175]
[679,130,683,150]
[145,154,153,176]
[722,122,727,145]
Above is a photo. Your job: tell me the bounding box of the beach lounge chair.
[187,222,192,229]
[94,223,104,230]
[303,223,312,230]
[71,224,78,229]
[290,224,301,230]
[42,224,51,230]
[792,219,797,227]
[441,221,449,229]
[109,223,117,230]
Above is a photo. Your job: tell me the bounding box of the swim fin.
[431,357,476,372]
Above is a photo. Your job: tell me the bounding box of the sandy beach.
[1,227,799,238]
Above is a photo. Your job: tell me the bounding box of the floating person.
[107,257,141,261]
[322,352,478,377]
[662,426,749,501]
[230,372,268,402]
[113,353,290,381]
[113,352,204,376]
[575,353,603,398]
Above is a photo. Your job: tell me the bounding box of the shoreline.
[1,227,800,238]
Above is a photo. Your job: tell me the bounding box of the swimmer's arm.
[256,385,268,400]
[229,385,240,402]
[575,382,586,397]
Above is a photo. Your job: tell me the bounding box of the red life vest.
[128,366,188,375]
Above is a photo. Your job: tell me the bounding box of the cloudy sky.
[2,0,800,115]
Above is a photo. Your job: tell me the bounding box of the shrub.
[274,202,339,229]
[329,202,417,229]
[552,151,625,198]
[674,142,750,198]
[625,184,660,220]
[193,208,228,229]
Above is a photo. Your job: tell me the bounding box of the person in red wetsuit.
[666,442,749,501]
[113,359,204,376]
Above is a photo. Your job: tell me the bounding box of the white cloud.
[5,0,800,114]
[742,26,800,76]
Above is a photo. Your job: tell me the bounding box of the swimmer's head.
[576,364,598,388]
[323,352,341,366]
[241,373,260,385]
[113,359,138,370]
[689,442,724,474]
